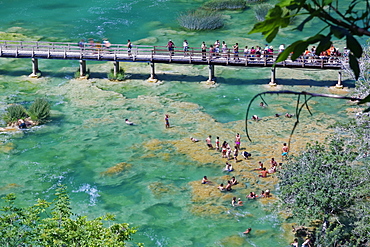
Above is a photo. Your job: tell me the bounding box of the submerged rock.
[101,162,132,176]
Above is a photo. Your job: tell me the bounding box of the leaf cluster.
[0,185,142,247]
[249,0,370,79]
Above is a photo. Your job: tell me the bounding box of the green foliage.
[279,141,359,220]
[28,98,51,124]
[343,40,370,112]
[178,10,224,30]
[0,184,142,247]
[279,136,370,246]
[203,0,246,10]
[248,0,370,80]
[2,104,28,124]
[252,3,273,21]
[330,114,370,160]
[108,68,125,81]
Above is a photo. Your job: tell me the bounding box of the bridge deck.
[0,40,344,70]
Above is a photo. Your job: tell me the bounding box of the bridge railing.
[0,40,346,67]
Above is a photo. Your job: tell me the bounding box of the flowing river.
[0,0,359,246]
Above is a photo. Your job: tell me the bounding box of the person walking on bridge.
[183,40,189,56]
[127,39,132,57]
[167,39,175,55]
[201,42,207,61]
[233,43,239,61]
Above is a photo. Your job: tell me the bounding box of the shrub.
[178,10,224,30]
[108,68,125,81]
[253,3,273,21]
[3,104,28,124]
[28,98,50,124]
[203,0,246,10]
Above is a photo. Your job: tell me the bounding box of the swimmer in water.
[125,119,134,125]
[190,137,199,142]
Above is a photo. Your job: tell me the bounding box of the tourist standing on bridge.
[201,42,207,61]
[209,45,215,60]
[78,39,85,50]
[214,40,220,56]
[278,44,285,54]
[102,38,111,50]
[167,39,175,55]
[233,43,239,61]
[222,41,228,58]
[127,39,132,57]
[183,40,189,56]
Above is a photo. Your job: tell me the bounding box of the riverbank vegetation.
[0,185,143,246]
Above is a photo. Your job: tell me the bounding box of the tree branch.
[245,90,363,143]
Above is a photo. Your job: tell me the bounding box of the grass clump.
[178,10,224,30]
[253,3,273,21]
[108,68,125,81]
[203,0,246,10]
[28,98,50,124]
[2,104,27,124]
[74,68,90,79]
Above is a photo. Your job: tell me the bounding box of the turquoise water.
[0,1,358,246]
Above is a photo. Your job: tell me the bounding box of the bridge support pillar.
[79,60,87,78]
[29,58,41,78]
[269,67,277,86]
[148,62,158,83]
[113,61,119,77]
[206,64,216,84]
[335,71,343,89]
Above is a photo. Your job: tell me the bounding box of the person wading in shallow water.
[282,142,289,160]
[206,135,213,149]
[164,114,170,128]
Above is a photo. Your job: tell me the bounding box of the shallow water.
[0,0,359,246]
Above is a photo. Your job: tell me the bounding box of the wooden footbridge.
[0,40,345,86]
